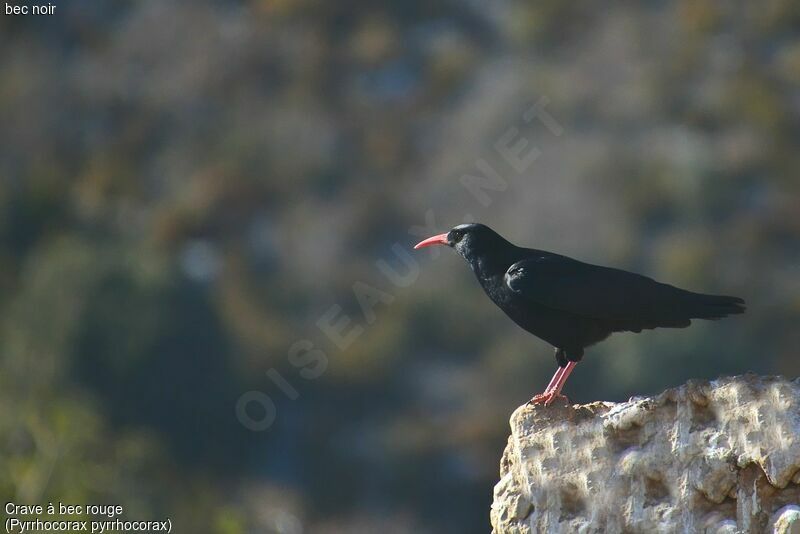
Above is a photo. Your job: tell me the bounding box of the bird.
[414,223,745,405]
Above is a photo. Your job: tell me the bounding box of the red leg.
[529,361,578,406]
[528,366,565,404]
[544,366,565,392]
[544,361,577,405]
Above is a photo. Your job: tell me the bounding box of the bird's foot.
[527,391,570,406]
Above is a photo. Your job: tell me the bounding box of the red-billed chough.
[414,223,746,405]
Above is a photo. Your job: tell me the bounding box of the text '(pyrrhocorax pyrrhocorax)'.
[415,223,746,405]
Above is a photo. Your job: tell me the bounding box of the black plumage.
[415,223,745,403]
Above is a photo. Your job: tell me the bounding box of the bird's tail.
[685,293,746,320]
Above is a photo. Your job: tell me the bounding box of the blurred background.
[1,0,799,532]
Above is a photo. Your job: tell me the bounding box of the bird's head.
[414,223,507,259]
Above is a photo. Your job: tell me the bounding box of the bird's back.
[472,246,745,353]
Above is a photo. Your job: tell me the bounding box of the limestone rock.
[491,374,800,533]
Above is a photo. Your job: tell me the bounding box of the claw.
[544,393,570,406]
[527,361,577,406]
[527,393,549,405]
[528,391,570,406]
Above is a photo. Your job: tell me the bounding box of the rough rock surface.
[491,374,800,534]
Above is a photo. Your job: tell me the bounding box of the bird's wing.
[504,256,744,326]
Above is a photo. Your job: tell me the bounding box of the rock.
[771,506,800,534]
[490,374,800,533]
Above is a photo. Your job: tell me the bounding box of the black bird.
[415,223,745,405]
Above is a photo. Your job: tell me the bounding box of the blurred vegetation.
[1,0,799,532]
